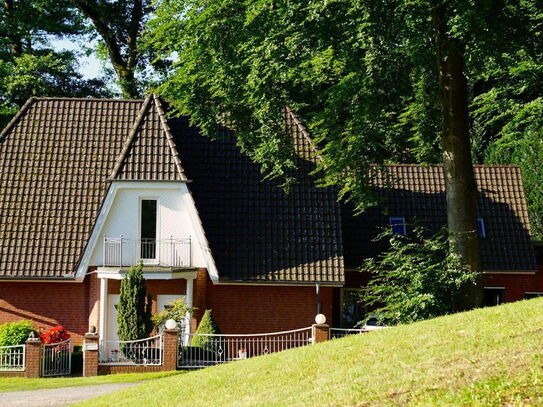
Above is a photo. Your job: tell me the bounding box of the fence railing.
[330,325,389,339]
[103,237,192,268]
[177,327,313,369]
[0,345,25,371]
[330,328,365,339]
[100,334,164,366]
[41,339,71,377]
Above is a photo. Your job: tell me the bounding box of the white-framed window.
[525,292,543,300]
[477,218,486,238]
[484,287,505,306]
[389,216,407,236]
[140,198,158,261]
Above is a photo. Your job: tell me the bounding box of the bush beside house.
[0,320,38,346]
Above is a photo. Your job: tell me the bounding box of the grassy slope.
[77,298,543,406]
[0,371,183,393]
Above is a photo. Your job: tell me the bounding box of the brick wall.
[194,270,334,333]
[0,278,94,344]
[484,269,543,302]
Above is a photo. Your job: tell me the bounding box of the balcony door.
[140,199,158,264]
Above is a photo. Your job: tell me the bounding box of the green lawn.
[73,298,543,406]
[0,371,183,393]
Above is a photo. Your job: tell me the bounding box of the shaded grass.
[0,371,183,393]
[72,298,543,406]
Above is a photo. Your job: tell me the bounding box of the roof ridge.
[32,96,145,103]
[109,96,153,180]
[0,97,35,141]
[152,94,188,181]
[285,106,323,163]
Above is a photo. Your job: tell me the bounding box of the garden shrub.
[40,325,71,344]
[192,310,221,352]
[0,320,37,346]
[363,224,480,325]
[152,298,195,331]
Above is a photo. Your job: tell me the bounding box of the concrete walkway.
[0,382,140,406]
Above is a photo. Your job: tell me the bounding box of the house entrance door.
[106,294,120,342]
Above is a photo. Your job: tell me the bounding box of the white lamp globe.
[165,319,177,330]
[315,314,326,325]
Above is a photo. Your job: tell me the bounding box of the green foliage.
[191,310,221,352]
[362,225,480,325]
[116,262,153,341]
[0,320,38,346]
[152,298,195,330]
[145,0,536,211]
[0,1,109,125]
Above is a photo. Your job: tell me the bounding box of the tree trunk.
[433,7,483,309]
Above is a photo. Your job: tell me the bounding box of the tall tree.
[74,0,154,98]
[0,0,108,127]
[146,0,536,309]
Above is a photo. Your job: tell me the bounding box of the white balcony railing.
[103,237,192,268]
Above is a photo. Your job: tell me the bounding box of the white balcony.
[102,236,192,269]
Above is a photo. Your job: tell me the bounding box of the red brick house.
[0,96,540,343]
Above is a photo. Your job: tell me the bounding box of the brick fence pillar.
[162,329,179,371]
[312,324,330,343]
[25,337,42,378]
[83,333,100,377]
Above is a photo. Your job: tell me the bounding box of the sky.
[50,38,103,79]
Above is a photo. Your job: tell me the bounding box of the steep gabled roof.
[0,97,344,283]
[0,97,185,279]
[342,164,537,272]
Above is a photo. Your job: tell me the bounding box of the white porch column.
[99,277,108,342]
[184,278,194,345]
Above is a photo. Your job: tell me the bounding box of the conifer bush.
[116,262,153,341]
[192,310,221,353]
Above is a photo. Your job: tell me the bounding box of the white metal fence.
[100,334,163,366]
[41,339,71,377]
[103,237,192,268]
[0,345,25,371]
[330,328,365,339]
[177,327,313,369]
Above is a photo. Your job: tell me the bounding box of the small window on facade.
[389,217,407,236]
[477,218,486,238]
[525,292,543,300]
[484,287,505,307]
[141,199,157,259]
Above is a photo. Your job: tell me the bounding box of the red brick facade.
[1,265,541,343]
[193,270,333,333]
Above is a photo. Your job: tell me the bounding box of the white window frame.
[139,197,160,265]
[389,216,407,236]
[484,286,505,306]
[524,292,543,299]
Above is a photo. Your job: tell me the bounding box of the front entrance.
[106,294,120,342]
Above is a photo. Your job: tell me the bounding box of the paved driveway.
[0,382,140,406]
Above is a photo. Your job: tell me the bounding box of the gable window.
[525,292,543,300]
[477,218,486,238]
[389,217,407,236]
[484,287,505,307]
[140,199,157,260]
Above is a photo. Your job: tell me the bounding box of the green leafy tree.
[146,1,538,309]
[363,225,480,325]
[0,0,109,127]
[116,262,153,341]
[74,0,165,98]
[191,309,221,353]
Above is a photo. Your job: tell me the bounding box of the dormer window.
[389,217,407,236]
[477,218,486,238]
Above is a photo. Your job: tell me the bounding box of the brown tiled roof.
[170,116,344,284]
[342,165,537,272]
[0,96,184,279]
[0,97,344,283]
